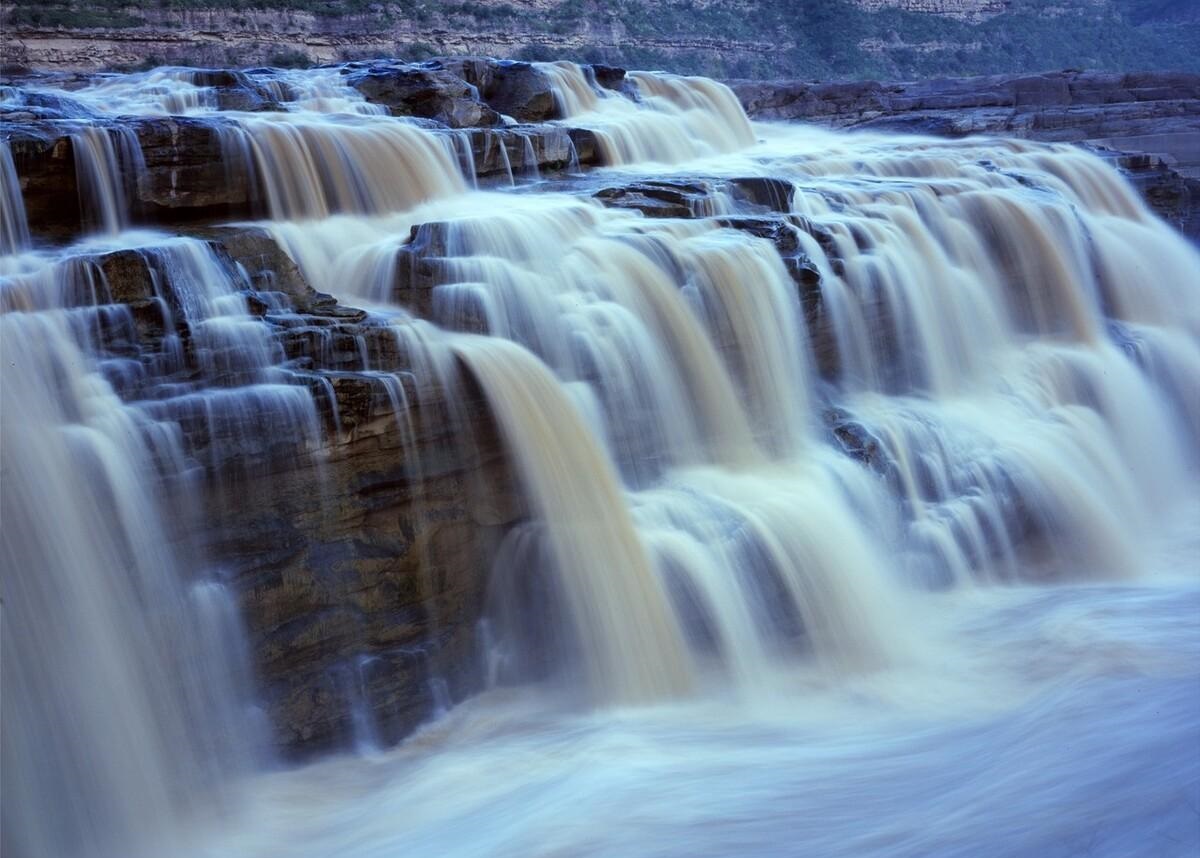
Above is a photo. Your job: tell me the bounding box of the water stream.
[2,61,1197,858]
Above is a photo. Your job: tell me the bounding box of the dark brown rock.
[134,117,256,216]
[346,64,503,128]
[7,110,605,241]
[590,64,629,92]
[95,248,157,304]
[467,125,587,178]
[728,176,795,212]
[200,225,317,305]
[594,180,715,218]
[481,61,559,123]
[205,362,524,755]
[5,125,79,240]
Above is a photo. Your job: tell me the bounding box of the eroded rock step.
[1,57,624,240]
[4,224,525,754]
[3,117,604,240]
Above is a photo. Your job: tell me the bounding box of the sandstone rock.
[480,61,559,123]
[567,128,600,165]
[6,115,256,238]
[429,56,498,93]
[134,116,257,217]
[188,68,284,111]
[200,225,318,305]
[5,124,80,240]
[6,106,604,240]
[204,355,523,756]
[730,71,1200,133]
[594,180,715,218]
[590,64,630,93]
[346,63,503,128]
[94,248,157,304]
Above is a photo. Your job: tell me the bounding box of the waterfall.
[455,337,694,701]
[1,140,31,256]
[3,58,1199,856]
[257,116,1198,697]
[70,125,144,235]
[0,236,328,857]
[538,61,756,165]
[0,311,256,858]
[231,117,466,220]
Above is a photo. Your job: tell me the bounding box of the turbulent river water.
[2,61,1198,858]
[203,537,1200,858]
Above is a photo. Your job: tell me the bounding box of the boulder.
[594,180,716,218]
[590,64,629,93]
[346,64,503,128]
[189,68,284,112]
[481,61,559,123]
[728,177,795,212]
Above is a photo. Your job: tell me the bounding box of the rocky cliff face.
[2,0,1197,79]
[0,7,782,74]
[850,0,1006,22]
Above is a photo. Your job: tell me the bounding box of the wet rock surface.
[594,180,717,218]
[2,57,620,239]
[5,116,256,237]
[346,63,504,128]
[5,226,525,755]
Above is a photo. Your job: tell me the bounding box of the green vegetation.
[7,6,145,28]
[267,48,315,68]
[4,0,1198,78]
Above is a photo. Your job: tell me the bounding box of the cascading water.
[71,125,144,234]
[0,280,261,858]
[1,140,30,256]
[2,58,1198,858]
[538,61,756,164]
[0,230,331,856]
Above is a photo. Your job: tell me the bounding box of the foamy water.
[187,501,1200,858]
[3,60,1198,858]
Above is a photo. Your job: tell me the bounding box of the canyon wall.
[2,0,1197,79]
[850,0,1006,22]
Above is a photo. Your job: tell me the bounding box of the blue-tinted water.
[195,521,1200,857]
